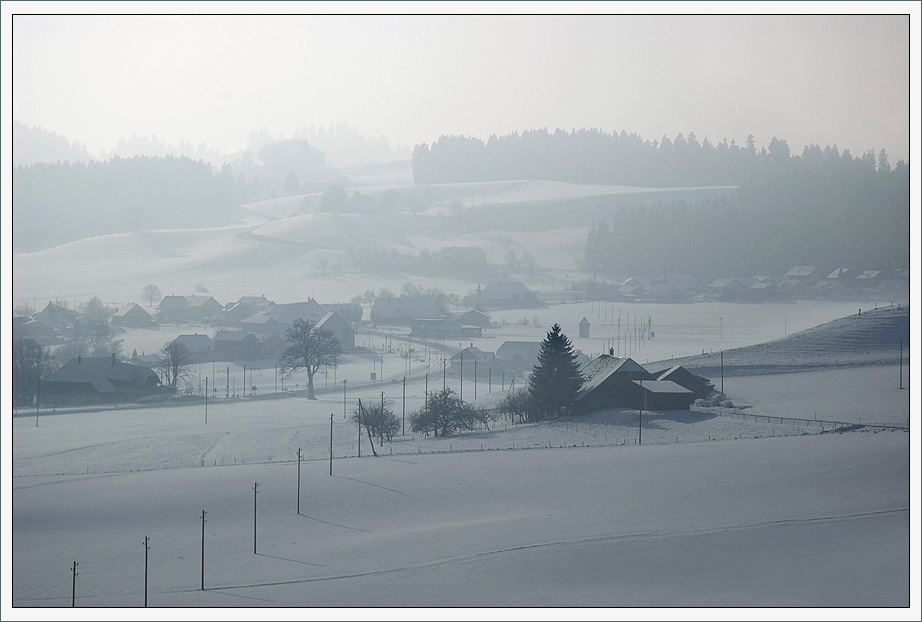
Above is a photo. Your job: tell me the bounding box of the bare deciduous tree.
[158,340,191,390]
[278,319,341,399]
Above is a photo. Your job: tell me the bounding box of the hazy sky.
[10,10,913,161]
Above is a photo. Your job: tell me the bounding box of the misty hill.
[649,305,909,375]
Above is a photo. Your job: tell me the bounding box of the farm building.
[574,355,697,413]
[110,303,156,328]
[579,317,591,338]
[186,296,223,322]
[316,311,356,351]
[157,296,196,323]
[493,341,542,374]
[449,346,495,374]
[651,365,714,400]
[31,302,78,332]
[214,331,261,361]
[173,334,214,363]
[40,355,162,406]
[458,308,491,329]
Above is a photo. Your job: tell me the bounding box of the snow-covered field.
[10,342,914,609]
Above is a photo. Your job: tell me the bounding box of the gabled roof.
[32,303,78,328]
[45,357,158,394]
[785,265,817,278]
[826,268,853,279]
[173,334,214,352]
[214,330,258,343]
[237,295,274,308]
[266,300,326,324]
[707,278,743,289]
[855,270,883,281]
[450,346,493,363]
[579,316,591,326]
[186,295,220,309]
[495,341,542,360]
[159,295,191,310]
[575,355,651,401]
[316,311,355,334]
[112,303,151,318]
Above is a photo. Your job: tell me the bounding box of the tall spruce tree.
[527,323,584,420]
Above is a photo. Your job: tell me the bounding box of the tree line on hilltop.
[412,128,908,277]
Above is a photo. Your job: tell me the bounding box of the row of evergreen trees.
[411,127,901,188]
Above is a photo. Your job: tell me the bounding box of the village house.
[173,333,214,364]
[322,303,363,330]
[458,308,491,328]
[574,355,697,413]
[706,278,747,301]
[110,303,156,328]
[32,302,78,333]
[40,355,162,406]
[213,331,261,361]
[493,341,543,374]
[158,295,192,323]
[449,346,495,374]
[240,299,326,334]
[186,295,224,322]
[316,311,356,352]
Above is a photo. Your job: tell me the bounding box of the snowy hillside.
[12,180,733,306]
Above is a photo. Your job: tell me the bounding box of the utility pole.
[343,379,347,420]
[201,510,206,590]
[474,360,478,399]
[71,561,78,607]
[35,380,40,427]
[721,351,724,394]
[144,536,150,607]
[443,358,446,390]
[900,340,904,389]
[296,447,302,514]
[425,372,429,413]
[460,353,463,401]
[329,413,333,476]
[253,482,258,554]
[402,377,406,435]
[204,377,208,424]
[489,368,492,394]
[226,366,230,398]
[639,380,643,445]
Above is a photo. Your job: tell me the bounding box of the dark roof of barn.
[46,357,158,394]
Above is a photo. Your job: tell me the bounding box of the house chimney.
[77,355,81,365]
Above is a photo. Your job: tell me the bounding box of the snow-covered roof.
[631,379,693,394]
[576,355,650,400]
[45,357,158,394]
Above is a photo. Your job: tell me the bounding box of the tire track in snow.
[166,507,907,594]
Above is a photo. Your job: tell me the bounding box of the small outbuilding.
[578,317,591,338]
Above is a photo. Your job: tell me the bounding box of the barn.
[574,355,697,413]
[41,355,162,406]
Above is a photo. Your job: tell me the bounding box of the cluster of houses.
[706,266,909,301]
[599,266,908,303]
